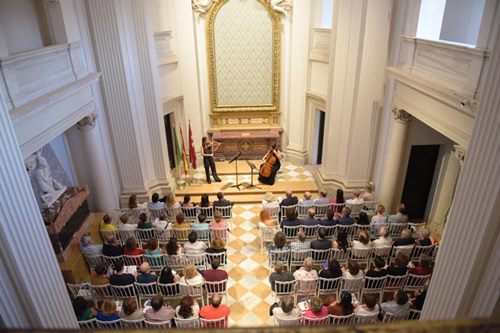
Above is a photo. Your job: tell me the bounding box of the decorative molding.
[391,107,413,123]
[192,0,216,15]
[77,112,98,130]
[453,145,466,167]
[192,0,292,16]
[309,28,330,63]
[269,0,293,16]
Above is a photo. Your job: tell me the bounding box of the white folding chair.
[275,316,301,327]
[155,227,171,245]
[350,247,373,267]
[205,252,227,270]
[296,278,318,302]
[210,227,228,243]
[260,225,278,254]
[361,276,386,302]
[111,284,138,307]
[182,207,199,223]
[100,230,119,243]
[121,318,145,328]
[337,224,355,241]
[388,223,409,240]
[119,229,137,246]
[310,248,331,267]
[297,204,313,219]
[332,203,346,214]
[205,279,228,304]
[157,282,182,302]
[185,253,207,270]
[331,248,351,267]
[290,249,311,271]
[431,245,439,263]
[301,316,330,326]
[172,227,191,243]
[408,309,421,320]
[372,246,392,262]
[341,277,364,300]
[166,207,183,223]
[90,284,113,306]
[103,255,123,270]
[411,245,435,263]
[123,254,143,267]
[331,313,356,325]
[281,204,298,222]
[66,282,93,301]
[136,228,156,247]
[317,277,342,298]
[130,207,147,220]
[346,203,365,218]
[301,225,319,240]
[174,317,201,328]
[145,319,172,328]
[404,274,431,292]
[148,207,165,221]
[264,205,280,221]
[353,224,371,240]
[384,274,408,294]
[200,317,227,328]
[134,282,158,304]
[269,248,291,267]
[323,225,337,240]
[97,319,121,328]
[313,204,332,220]
[199,206,214,222]
[362,201,379,216]
[282,225,301,242]
[274,280,296,300]
[194,228,210,246]
[180,283,205,306]
[355,312,379,324]
[408,222,426,235]
[390,245,415,265]
[83,254,103,271]
[163,254,188,271]
[382,311,410,322]
[143,255,164,273]
[78,318,97,328]
[214,205,233,230]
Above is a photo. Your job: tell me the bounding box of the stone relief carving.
[192,0,216,15]
[270,0,292,16]
[77,112,98,130]
[392,107,413,123]
[192,0,292,16]
[453,145,466,167]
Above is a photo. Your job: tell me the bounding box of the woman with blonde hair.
[179,264,204,285]
[371,204,387,225]
[303,297,329,319]
[353,230,372,249]
[262,191,279,209]
[96,299,120,321]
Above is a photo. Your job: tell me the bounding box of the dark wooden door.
[400,145,440,219]
[164,114,176,169]
[317,111,325,164]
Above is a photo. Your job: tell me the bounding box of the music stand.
[229,152,243,190]
[243,160,262,190]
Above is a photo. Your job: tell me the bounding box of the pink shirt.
[210,220,227,229]
[304,306,329,319]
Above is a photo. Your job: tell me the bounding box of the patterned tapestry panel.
[214,0,273,106]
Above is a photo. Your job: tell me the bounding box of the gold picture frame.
[206,0,281,114]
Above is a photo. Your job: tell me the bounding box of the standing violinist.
[201,136,222,184]
[258,143,283,186]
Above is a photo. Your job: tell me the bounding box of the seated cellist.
[258,144,283,186]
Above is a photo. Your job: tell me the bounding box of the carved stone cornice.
[191,0,292,16]
[77,112,98,130]
[453,144,466,167]
[392,107,413,124]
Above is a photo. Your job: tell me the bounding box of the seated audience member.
[181,194,195,207]
[73,296,96,321]
[165,236,183,256]
[293,257,318,281]
[343,259,364,279]
[315,189,330,205]
[90,262,109,285]
[269,261,294,291]
[137,262,157,283]
[409,254,432,275]
[96,299,120,321]
[327,291,354,316]
[205,237,227,255]
[371,204,387,225]
[213,192,233,208]
[179,264,204,286]
[176,296,200,319]
[262,192,279,209]
[158,266,181,284]
[303,297,329,319]
[335,207,354,225]
[124,237,144,256]
[389,203,408,223]
[165,194,180,208]
[137,213,153,229]
[184,231,208,255]
[347,190,364,204]
[416,228,433,246]
[80,234,103,256]
[319,258,342,279]
[259,209,277,227]
[319,209,337,226]
[290,231,311,251]
[200,194,211,207]
[356,212,370,225]
[299,191,314,206]
[365,256,388,278]
[354,294,379,315]
[148,193,165,209]
[331,188,346,206]
[268,231,289,252]
[204,258,228,282]
[387,252,409,276]
[280,210,301,231]
[120,297,144,320]
[210,211,227,229]
[311,227,332,250]
[411,284,428,311]
[372,226,392,248]
[393,229,415,247]
[333,229,350,251]
[192,213,210,230]
[280,190,299,207]
[200,293,230,324]
[129,194,147,209]
[100,215,118,233]
[103,235,123,257]
[272,297,301,320]
[360,183,375,201]
[302,208,319,226]
[352,230,372,250]
[144,294,175,322]
[381,290,410,316]
[153,213,169,230]
[174,212,191,229]
[109,259,135,286]
[118,214,137,231]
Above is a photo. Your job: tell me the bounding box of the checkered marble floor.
[225,204,276,327]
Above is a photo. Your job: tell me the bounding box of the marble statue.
[192,0,216,15]
[270,0,293,16]
[32,151,66,207]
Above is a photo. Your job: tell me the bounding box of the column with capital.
[66,112,118,212]
[378,108,412,212]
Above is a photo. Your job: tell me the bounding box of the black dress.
[258,151,281,185]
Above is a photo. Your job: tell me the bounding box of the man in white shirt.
[153,213,169,230]
[347,190,364,204]
[183,230,207,255]
[118,214,137,230]
[372,226,392,248]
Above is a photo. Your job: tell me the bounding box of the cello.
[259,146,279,182]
